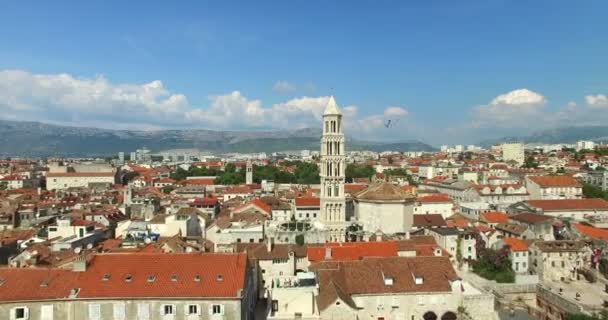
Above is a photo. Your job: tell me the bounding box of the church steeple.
[323,96,341,116]
[320,96,347,242]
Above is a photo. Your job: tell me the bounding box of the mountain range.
[478,126,608,147]
[0,120,436,157]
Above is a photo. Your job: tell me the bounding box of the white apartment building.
[525,175,582,200]
[501,143,525,166]
[46,172,116,190]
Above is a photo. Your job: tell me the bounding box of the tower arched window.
[327,186,331,197]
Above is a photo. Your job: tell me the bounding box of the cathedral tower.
[320,96,347,242]
[246,159,253,185]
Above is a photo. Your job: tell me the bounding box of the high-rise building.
[501,143,524,166]
[246,159,253,185]
[129,152,137,162]
[118,152,125,162]
[320,97,347,242]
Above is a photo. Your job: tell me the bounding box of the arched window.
[423,312,438,320]
[441,312,457,320]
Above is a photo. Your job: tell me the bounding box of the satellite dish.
[74,247,82,254]
[144,238,152,244]
[86,243,93,250]
[185,247,193,253]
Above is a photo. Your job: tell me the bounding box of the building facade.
[319,97,348,242]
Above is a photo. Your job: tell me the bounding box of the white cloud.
[585,94,608,108]
[384,106,408,117]
[0,69,415,140]
[272,80,296,93]
[470,88,546,128]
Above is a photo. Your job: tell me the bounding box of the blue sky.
[0,1,607,145]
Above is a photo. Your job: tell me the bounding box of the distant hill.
[479,126,608,147]
[0,120,435,157]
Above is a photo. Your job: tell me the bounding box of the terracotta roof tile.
[574,223,608,240]
[527,199,608,211]
[307,241,398,262]
[528,175,582,187]
[295,197,320,207]
[481,211,509,224]
[503,237,528,252]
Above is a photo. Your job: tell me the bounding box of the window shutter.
[88,304,101,320]
[220,304,225,315]
[208,305,213,315]
[197,305,202,316]
[113,303,126,320]
[138,304,150,320]
[9,308,15,320]
[41,305,54,320]
[184,304,189,316]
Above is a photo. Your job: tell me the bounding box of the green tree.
[345,164,375,182]
[122,171,140,185]
[583,183,608,200]
[294,162,320,184]
[522,156,539,169]
[161,185,174,194]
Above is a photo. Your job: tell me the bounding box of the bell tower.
[320,96,347,242]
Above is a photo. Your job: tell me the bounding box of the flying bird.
[384,118,400,128]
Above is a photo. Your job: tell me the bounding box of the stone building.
[319,97,348,242]
[529,240,589,282]
[0,253,256,320]
[353,182,415,238]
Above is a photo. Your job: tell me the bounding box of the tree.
[161,185,174,194]
[522,156,539,169]
[0,181,7,190]
[345,164,375,182]
[294,162,320,184]
[122,171,140,185]
[583,183,608,200]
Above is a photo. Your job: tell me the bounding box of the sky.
[0,1,607,145]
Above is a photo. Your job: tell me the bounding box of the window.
[88,304,101,320]
[187,304,200,315]
[113,303,126,320]
[41,305,54,320]
[162,304,175,315]
[11,307,28,320]
[137,303,150,320]
[48,227,57,232]
[271,300,279,312]
[210,304,224,315]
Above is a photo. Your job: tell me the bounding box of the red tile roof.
[0,253,249,301]
[77,253,248,298]
[527,199,608,211]
[416,194,451,203]
[185,178,215,186]
[503,237,529,252]
[413,214,447,227]
[47,172,115,177]
[307,241,398,262]
[574,223,608,241]
[481,211,509,224]
[295,197,320,207]
[0,268,78,302]
[527,175,582,187]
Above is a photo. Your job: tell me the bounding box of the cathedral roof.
[323,96,341,115]
[353,182,415,202]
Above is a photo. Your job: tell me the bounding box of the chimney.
[324,247,332,260]
[72,255,86,272]
[267,237,274,252]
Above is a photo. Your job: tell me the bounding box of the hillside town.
[0,97,606,320]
